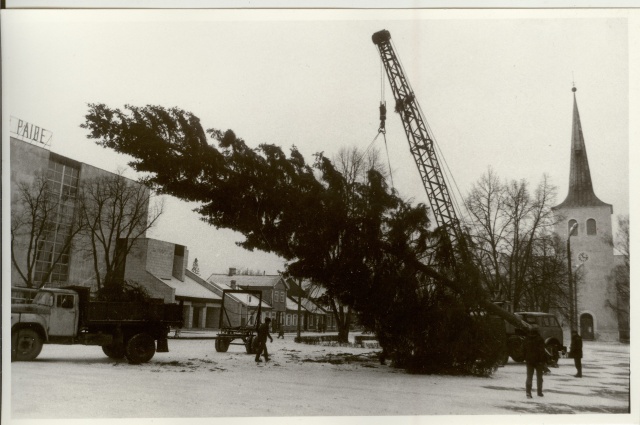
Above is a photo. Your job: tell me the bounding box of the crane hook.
[378,101,387,134]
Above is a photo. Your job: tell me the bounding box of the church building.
[551,87,620,342]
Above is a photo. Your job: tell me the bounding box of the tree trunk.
[409,257,531,331]
[329,299,351,343]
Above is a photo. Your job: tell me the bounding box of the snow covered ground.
[5,331,634,425]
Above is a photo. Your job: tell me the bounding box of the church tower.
[552,87,618,341]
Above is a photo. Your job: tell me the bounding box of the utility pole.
[567,223,578,331]
[297,278,302,339]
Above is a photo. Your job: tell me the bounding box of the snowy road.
[7,334,632,423]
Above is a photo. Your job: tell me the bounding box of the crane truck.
[371,29,565,364]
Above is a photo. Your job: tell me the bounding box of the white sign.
[10,116,52,148]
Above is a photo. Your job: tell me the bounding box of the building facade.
[119,237,222,329]
[9,136,148,290]
[551,87,619,341]
[207,269,287,331]
[205,278,274,329]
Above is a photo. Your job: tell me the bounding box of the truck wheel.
[126,333,156,364]
[14,329,43,361]
[102,343,126,359]
[508,336,525,363]
[215,337,230,352]
[245,336,255,354]
[510,353,525,363]
[545,341,560,365]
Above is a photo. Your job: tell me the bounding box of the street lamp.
[567,223,578,332]
[574,262,584,333]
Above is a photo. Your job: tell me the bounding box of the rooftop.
[206,273,283,288]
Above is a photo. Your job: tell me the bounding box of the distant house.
[118,237,221,329]
[207,268,287,331]
[204,278,273,328]
[282,296,307,332]
[285,278,336,332]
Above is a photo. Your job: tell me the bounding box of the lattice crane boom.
[372,29,464,249]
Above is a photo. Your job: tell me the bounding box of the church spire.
[555,86,611,210]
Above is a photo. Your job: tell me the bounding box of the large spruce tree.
[82,103,519,374]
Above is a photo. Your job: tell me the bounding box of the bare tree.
[316,146,394,340]
[334,145,389,187]
[608,215,629,340]
[78,173,163,290]
[11,174,85,288]
[464,169,566,311]
[464,167,509,299]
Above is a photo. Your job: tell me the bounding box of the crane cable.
[357,56,395,192]
[382,132,395,190]
[378,57,395,191]
[389,37,475,233]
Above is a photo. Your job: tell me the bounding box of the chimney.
[172,245,187,282]
[228,267,236,276]
[230,280,237,290]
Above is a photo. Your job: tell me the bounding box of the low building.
[207,269,287,331]
[286,278,337,332]
[118,237,222,329]
[205,278,273,328]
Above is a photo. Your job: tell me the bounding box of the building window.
[33,158,80,285]
[281,292,285,302]
[293,315,297,326]
[568,219,578,236]
[286,314,291,326]
[586,219,596,236]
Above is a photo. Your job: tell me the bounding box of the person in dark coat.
[277,324,285,339]
[255,317,273,363]
[523,327,546,398]
[570,331,583,377]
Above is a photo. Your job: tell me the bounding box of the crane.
[371,30,465,262]
[371,30,540,361]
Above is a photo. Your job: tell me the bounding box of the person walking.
[255,317,273,363]
[277,323,285,339]
[523,327,546,398]
[570,330,583,377]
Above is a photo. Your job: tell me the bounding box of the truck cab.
[505,311,566,363]
[11,288,80,360]
[12,288,80,337]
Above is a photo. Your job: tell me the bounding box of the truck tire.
[215,337,230,352]
[13,328,43,361]
[545,341,560,365]
[102,343,126,359]
[244,336,258,354]
[125,333,156,364]
[508,336,525,363]
[499,351,509,365]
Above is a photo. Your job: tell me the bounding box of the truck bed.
[84,301,183,325]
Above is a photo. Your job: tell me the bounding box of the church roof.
[553,87,612,212]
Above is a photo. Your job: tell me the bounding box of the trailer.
[214,289,263,354]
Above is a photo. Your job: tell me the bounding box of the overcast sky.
[2,8,634,279]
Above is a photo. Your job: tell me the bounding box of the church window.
[568,219,578,236]
[586,219,596,235]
